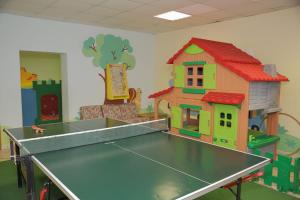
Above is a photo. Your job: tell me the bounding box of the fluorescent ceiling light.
[154,11,191,21]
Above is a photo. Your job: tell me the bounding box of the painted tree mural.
[82,34,135,104]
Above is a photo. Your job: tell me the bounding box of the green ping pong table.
[4,118,270,200]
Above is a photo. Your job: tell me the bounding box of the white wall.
[0,14,154,127]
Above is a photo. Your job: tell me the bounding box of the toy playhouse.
[149,38,289,152]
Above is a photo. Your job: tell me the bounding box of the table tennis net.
[19,119,168,156]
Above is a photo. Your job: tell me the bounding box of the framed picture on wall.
[106,64,129,100]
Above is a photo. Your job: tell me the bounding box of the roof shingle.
[202,92,245,105]
[167,38,288,82]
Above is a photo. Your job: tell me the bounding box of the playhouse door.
[213,104,238,149]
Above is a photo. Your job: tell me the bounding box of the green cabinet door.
[203,64,216,89]
[171,106,182,128]
[199,110,211,135]
[213,104,238,149]
[174,65,185,88]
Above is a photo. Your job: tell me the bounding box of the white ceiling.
[0,0,299,34]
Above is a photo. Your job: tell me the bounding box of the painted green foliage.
[278,125,300,157]
[82,34,135,70]
[82,34,135,103]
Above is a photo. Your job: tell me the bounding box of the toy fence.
[254,150,300,194]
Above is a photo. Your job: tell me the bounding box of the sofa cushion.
[80,105,103,120]
[123,117,149,124]
[120,103,137,120]
[102,104,122,120]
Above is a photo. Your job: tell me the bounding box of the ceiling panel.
[50,0,92,13]
[201,0,252,9]
[177,4,219,15]
[68,12,107,23]
[82,5,121,17]
[148,0,196,10]
[100,0,142,11]
[38,7,79,19]
[129,5,169,16]
[257,0,300,10]
[0,0,299,33]
[0,0,57,7]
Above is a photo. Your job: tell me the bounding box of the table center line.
[111,142,212,185]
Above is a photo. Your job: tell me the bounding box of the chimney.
[263,64,277,77]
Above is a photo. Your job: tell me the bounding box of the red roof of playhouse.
[148,87,174,98]
[167,38,288,82]
[202,92,245,105]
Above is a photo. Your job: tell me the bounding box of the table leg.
[48,180,51,200]
[236,178,242,200]
[15,143,23,188]
[9,140,14,161]
[24,157,36,200]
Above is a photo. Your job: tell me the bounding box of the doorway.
[213,104,238,149]
[20,51,63,126]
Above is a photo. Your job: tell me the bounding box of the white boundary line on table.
[16,118,167,143]
[112,142,211,185]
[163,130,271,160]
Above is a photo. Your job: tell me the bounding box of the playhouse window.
[227,113,232,120]
[220,112,225,118]
[226,121,232,127]
[197,79,203,86]
[220,120,225,126]
[197,67,203,75]
[219,112,233,129]
[182,108,199,132]
[185,65,204,88]
[187,78,193,86]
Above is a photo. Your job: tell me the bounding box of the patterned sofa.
[80,103,149,123]
[79,105,103,120]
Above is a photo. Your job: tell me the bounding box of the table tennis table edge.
[164,131,270,161]
[32,156,80,200]
[3,128,22,146]
[176,158,270,200]
[4,127,80,200]
[31,143,271,200]
[4,122,271,200]
[12,118,167,143]
[4,128,32,156]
